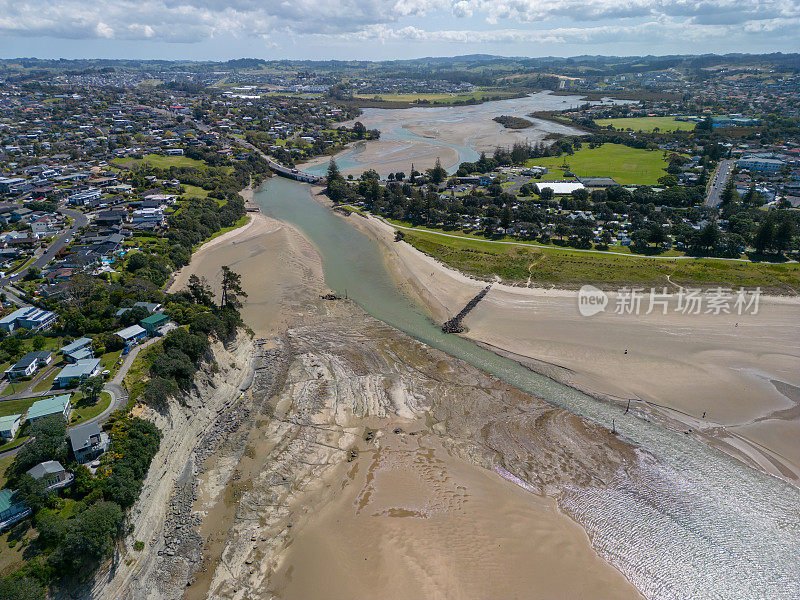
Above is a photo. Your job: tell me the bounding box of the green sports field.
[594,116,697,133]
[525,143,669,185]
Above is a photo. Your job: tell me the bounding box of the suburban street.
[0,337,164,458]
[0,205,88,286]
[705,159,735,207]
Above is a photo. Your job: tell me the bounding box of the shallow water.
[305,91,622,175]
[257,175,800,599]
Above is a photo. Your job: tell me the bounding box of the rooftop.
[27,394,72,420]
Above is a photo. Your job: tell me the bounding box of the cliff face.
[192,302,641,600]
[86,331,256,600]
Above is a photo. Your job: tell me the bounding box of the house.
[26,461,73,491]
[6,351,52,380]
[69,423,110,464]
[31,216,58,236]
[0,489,30,530]
[0,414,21,440]
[53,359,101,388]
[0,306,57,332]
[140,313,171,336]
[27,394,73,422]
[60,337,93,363]
[131,207,165,229]
[68,188,101,206]
[116,324,147,347]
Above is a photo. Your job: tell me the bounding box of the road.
[0,206,88,286]
[705,159,735,207]
[155,106,322,183]
[0,337,162,457]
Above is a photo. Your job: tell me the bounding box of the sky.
[0,0,798,61]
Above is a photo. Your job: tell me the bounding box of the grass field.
[183,184,211,199]
[0,397,38,418]
[387,218,684,257]
[403,229,800,291]
[525,143,669,185]
[71,392,111,426]
[594,116,697,133]
[113,153,206,170]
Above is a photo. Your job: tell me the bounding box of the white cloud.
[0,0,796,51]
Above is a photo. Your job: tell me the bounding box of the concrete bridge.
[265,159,324,184]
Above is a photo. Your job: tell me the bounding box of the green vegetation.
[525,143,669,185]
[594,116,698,133]
[403,229,800,291]
[195,214,250,250]
[112,153,206,170]
[70,392,111,426]
[0,397,38,418]
[493,115,534,129]
[32,367,61,393]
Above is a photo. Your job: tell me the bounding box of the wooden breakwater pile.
[441,284,492,333]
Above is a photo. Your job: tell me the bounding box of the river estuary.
[256,176,800,599]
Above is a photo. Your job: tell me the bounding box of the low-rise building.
[69,423,111,464]
[53,359,101,388]
[27,394,73,422]
[60,337,93,363]
[26,461,73,491]
[0,306,57,333]
[5,351,52,380]
[0,489,30,530]
[0,414,21,440]
[140,313,171,336]
[116,324,147,347]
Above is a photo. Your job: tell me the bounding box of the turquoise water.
[257,176,800,600]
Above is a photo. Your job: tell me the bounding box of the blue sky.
[0,1,797,60]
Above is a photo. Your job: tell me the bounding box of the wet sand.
[300,91,595,176]
[301,139,459,179]
[352,211,800,483]
[269,424,639,600]
[168,212,325,337]
[170,198,646,600]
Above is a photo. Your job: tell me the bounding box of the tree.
[500,205,512,230]
[427,158,447,185]
[16,474,48,513]
[50,501,123,573]
[774,220,794,255]
[187,274,215,306]
[753,218,774,254]
[79,377,104,403]
[326,158,342,187]
[143,377,179,406]
[32,335,46,351]
[352,121,367,139]
[0,575,46,600]
[220,266,247,310]
[23,267,41,281]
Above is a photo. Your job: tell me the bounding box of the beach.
[166,185,646,600]
[352,211,800,483]
[168,211,325,337]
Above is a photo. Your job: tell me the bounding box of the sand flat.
[269,427,641,600]
[350,211,800,483]
[168,212,325,337]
